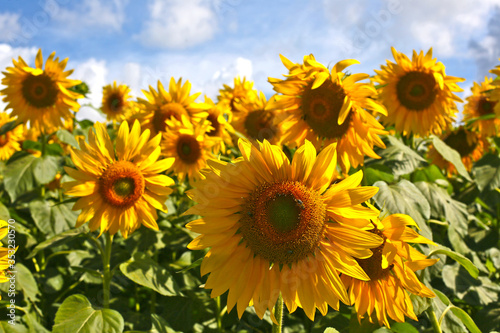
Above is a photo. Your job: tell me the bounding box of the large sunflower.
[101,81,134,122]
[162,116,219,182]
[217,76,257,114]
[341,213,437,327]
[62,120,175,238]
[1,49,82,133]
[428,127,488,176]
[186,139,384,321]
[135,78,209,136]
[0,113,24,161]
[268,54,387,172]
[373,47,464,137]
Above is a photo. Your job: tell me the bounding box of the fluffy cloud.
[0,13,21,43]
[136,0,218,49]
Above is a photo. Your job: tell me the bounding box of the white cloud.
[0,13,21,43]
[136,0,218,49]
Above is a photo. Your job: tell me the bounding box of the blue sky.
[1,0,500,121]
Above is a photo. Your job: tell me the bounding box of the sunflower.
[462,77,499,136]
[0,220,14,293]
[0,113,24,161]
[231,91,284,145]
[1,49,82,133]
[162,116,219,182]
[217,76,257,114]
[135,77,209,136]
[203,96,234,154]
[428,127,488,176]
[341,213,437,327]
[101,82,134,122]
[62,120,175,238]
[186,139,384,321]
[373,47,464,137]
[268,54,387,172]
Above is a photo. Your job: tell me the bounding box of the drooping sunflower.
[341,213,437,327]
[428,127,488,176]
[217,76,257,114]
[232,91,284,145]
[101,81,134,122]
[267,54,388,172]
[373,47,464,137]
[0,113,24,161]
[135,77,209,136]
[186,139,384,321]
[1,49,82,133]
[203,96,234,154]
[162,115,219,182]
[62,120,175,238]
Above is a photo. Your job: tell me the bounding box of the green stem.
[215,296,222,332]
[102,232,113,308]
[427,307,442,333]
[41,133,47,157]
[272,294,283,333]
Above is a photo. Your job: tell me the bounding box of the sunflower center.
[176,134,201,164]
[477,97,495,116]
[239,181,326,265]
[206,113,221,136]
[243,110,277,142]
[396,71,437,111]
[99,161,145,208]
[302,79,352,139]
[107,93,123,112]
[154,103,188,133]
[444,129,477,157]
[355,228,392,280]
[21,73,59,108]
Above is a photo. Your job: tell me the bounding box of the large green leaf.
[55,129,79,148]
[363,164,394,185]
[13,263,40,303]
[431,135,472,181]
[26,226,88,259]
[434,289,481,333]
[29,199,77,236]
[32,155,59,184]
[0,321,28,333]
[150,314,180,333]
[428,246,479,278]
[119,252,183,296]
[473,153,500,192]
[3,154,38,202]
[52,294,124,333]
[372,135,426,176]
[0,202,10,221]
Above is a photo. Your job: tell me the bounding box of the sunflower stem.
[102,232,113,309]
[215,296,223,332]
[272,293,284,333]
[427,306,442,333]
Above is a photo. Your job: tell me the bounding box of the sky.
[1,0,500,122]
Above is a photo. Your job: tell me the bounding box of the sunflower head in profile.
[162,115,219,182]
[0,113,24,161]
[62,120,175,238]
[217,76,258,114]
[203,96,234,154]
[373,47,464,137]
[268,54,387,172]
[341,213,437,327]
[136,77,209,136]
[186,138,385,321]
[1,49,82,134]
[428,127,488,176]
[101,81,134,122]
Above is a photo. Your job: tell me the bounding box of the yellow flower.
[373,47,464,137]
[1,49,82,133]
[0,113,24,161]
[63,121,175,238]
[135,78,209,136]
[186,139,384,321]
[0,220,14,290]
[428,127,488,175]
[268,54,387,172]
[101,82,134,122]
[341,214,437,327]
[162,116,219,182]
[217,76,257,114]
[203,96,234,154]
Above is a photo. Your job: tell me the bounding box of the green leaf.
[52,294,124,333]
[363,164,394,185]
[0,321,28,333]
[175,257,202,273]
[55,129,79,148]
[46,143,64,156]
[13,263,40,302]
[431,135,472,181]
[372,135,426,176]
[119,252,183,296]
[4,154,38,201]
[411,164,446,183]
[434,289,482,333]
[0,202,10,221]
[0,121,18,136]
[428,247,478,279]
[473,153,500,192]
[26,226,88,259]
[29,199,76,236]
[323,329,340,333]
[21,140,41,151]
[32,156,59,184]
[150,314,179,333]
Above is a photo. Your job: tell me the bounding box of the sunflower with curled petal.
[217,76,258,115]
[428,127,488,176]
[268,54,387,173]
[203,96,234,154]
[0,113,23,161]
[62,120,175,238]
[101,81,134,123]
[341,213,437,327]
[186,138,384,321]
[162,115,220,182]
[373,47,464,137]
[135,77,209,136]
[1,49,82,133]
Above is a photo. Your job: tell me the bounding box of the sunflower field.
[0,47,499,333]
